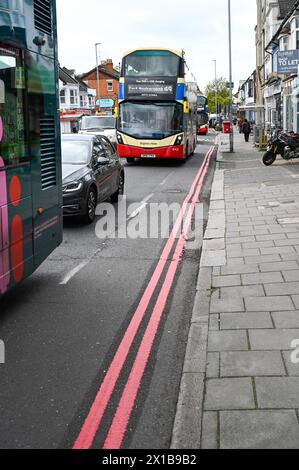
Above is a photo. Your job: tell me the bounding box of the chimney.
[106,59,113,73]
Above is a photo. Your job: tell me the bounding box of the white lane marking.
[60,193,154,284]
[160,172,174,187]
[127,193,153,220]
[60,261,89,285]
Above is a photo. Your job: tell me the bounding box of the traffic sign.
[96,98,114,108]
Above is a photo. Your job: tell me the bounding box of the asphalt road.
[0,134,216,449]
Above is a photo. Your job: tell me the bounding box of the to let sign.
[277,50,299,74]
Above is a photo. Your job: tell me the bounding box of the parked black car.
[61,134,124,223]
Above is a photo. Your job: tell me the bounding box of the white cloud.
[56,0,256,91]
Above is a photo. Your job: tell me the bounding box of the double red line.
[73,145,215,450]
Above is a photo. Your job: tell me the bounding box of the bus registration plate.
[141,154,156,159]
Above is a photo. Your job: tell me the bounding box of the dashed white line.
[60,261,89,285]
[160,172,174,187]
[127,193,153,220]
[60,193,154,284]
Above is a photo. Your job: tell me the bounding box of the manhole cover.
[277,217,299,225]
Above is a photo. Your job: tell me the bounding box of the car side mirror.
[96,156,110,165]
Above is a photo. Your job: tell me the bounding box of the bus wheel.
[181,147,188,164]
[83,187,97,224]
[126,158,135,164]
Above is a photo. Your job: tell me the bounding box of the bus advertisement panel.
[116,48,198,163]
[0,0,62,297]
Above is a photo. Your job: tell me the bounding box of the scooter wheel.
[263,151,276,166]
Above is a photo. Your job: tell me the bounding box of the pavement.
[172,130,299,449]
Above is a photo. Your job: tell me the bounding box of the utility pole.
[228,0,234,152]
[95,42,101,113]
[212,59,217,117]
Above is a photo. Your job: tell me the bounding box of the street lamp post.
[228,0,234,152]
[95,42,101,112]
[212,59,217,117]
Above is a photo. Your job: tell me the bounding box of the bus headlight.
[117,132,124,144]
[63,181,83,193]
[174,134,184,146]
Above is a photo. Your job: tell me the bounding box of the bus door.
[26,52,62,269]
[0,45,34,292]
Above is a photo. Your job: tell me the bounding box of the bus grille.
[33,0,52,36]
[40,117,56,190]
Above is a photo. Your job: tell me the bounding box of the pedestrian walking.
[242,119,251,142]
[238,118,244,134]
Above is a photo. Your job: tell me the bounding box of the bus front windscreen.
[119,102,183,140]
[124,50,180,77]
[198,112,209,126]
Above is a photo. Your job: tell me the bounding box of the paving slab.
[204,378,255,410]
[255,377,299,408]
[220,351,285,377]
[208,330,248,352]
[220,312,272,330]
[249,329,299,350]
[220,411,299,449]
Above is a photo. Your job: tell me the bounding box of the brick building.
[80,59,120,115]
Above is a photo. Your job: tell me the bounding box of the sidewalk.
[172,131,299,449]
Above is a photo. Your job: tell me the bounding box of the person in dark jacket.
[242,119,251,142]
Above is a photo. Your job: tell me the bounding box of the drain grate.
[163,189,183,194]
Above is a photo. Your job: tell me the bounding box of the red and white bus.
[116,48,198,163]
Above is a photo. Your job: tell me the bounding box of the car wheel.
[111,172,124,202]
[126,158,135,164]
[83,187,97,224]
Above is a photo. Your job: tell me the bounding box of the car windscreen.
[81,116,115,130]
[61,140,90,165]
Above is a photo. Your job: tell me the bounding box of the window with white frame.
[70,89,78,105]
[280,36,289,51]
[107,80,113,92]
[60,89,66,104]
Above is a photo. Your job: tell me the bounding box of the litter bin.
[223,121,231,134]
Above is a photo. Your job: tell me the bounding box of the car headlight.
[63,181,83,193]
[174,134,184,146]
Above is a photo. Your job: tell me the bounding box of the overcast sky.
[56,0,256,92]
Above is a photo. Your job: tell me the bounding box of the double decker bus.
[116,48,198,163]
[197,95,209,135]
[0,0,62,297]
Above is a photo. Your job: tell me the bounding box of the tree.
[205,77,230,114]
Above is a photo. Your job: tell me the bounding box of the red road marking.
[73,146,215,449]
[103,147,214,449]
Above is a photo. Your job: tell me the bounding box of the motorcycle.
[263,129,299,166]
